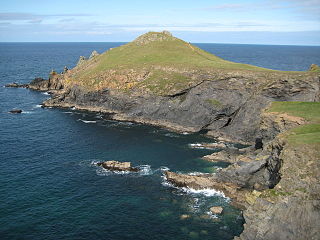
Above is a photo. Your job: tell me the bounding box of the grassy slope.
[67,32,274,91]
[267,102,320,144]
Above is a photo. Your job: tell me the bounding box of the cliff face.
[236,122,320,240]
[43,70,319,142]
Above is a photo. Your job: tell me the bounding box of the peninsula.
[13,31,320,240]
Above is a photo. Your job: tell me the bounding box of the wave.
[137,165,153,175]
[35,104,42,108]
[78,119,97,124]
[91,161,155,177]
[161,174,229,199]
[164,133,180,138]
[21,111,33,114]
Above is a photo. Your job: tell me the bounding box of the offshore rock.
[210,206,223,215]
[164,171,248,208]
[5,82,28,88]
[9,109,22,114]
[97,160,139,172]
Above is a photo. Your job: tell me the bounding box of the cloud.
[0,12,93,22]
[28,19,42,24]
[59,18,76,22]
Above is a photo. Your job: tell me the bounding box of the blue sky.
[0,0,319,45]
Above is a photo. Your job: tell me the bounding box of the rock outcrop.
[210,206,223,214]
[5,82,28,88]
[97,160,138,172]
[9,109,22,114]
[89,50,99,59]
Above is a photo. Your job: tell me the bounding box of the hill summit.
[62,31,271,94]
[133,30,174,45]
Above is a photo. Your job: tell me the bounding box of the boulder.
[9,109,22,114]
[210,206,223,214]
[97,160,138,172]
[180,214,190,220]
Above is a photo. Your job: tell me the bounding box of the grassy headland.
[267,101,320,144]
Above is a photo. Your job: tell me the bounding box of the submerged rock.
[9,109,22,114]
[210,206,223,215]
[97,160,138,172]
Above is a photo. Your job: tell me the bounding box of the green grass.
[206,99,223,107]
[70,31,271,89]
[288,124,320,144]
[267,102,320,122]
[268,102,320,144]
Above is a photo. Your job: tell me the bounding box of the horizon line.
[0,41,319,47]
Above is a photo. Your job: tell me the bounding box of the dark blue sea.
[1,42,319,240]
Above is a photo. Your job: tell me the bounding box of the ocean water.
[0,42,319,240]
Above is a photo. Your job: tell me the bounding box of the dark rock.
[5,82,28,88]
[63,66,68,73]
[254,138,263,149]
[9,109,22,114]
[97,160,139,172]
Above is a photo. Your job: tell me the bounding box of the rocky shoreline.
[5,33,319,239]
[7,73,319,239]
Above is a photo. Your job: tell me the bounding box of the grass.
[206,99,223,107]
[68,31,273,91]
[267,101,320,122]
[267,102,320,145]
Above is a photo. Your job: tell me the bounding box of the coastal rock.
[308,63,320,72]
[164,171,248,208]
[9,109,22,114]
[97,160,138,172]
[180,214,190,220]
[210,206,223,214]
[190,142,226,149]
[89,50,99,59]
[77,56,87,66]
[5,82,28,88]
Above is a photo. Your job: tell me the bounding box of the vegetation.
[205,99,223,107]
[268,102,320,144]
[66,31,276,92]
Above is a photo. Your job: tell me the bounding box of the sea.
[1,42,319,240]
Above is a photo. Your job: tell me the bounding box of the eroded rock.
[97,160,138,172]
[210,206,223,214]
[9,109,22,114]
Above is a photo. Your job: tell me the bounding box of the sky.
[0,0,319,45]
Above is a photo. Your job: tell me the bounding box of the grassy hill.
[63,31,270,91]
[62,31,313,94]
